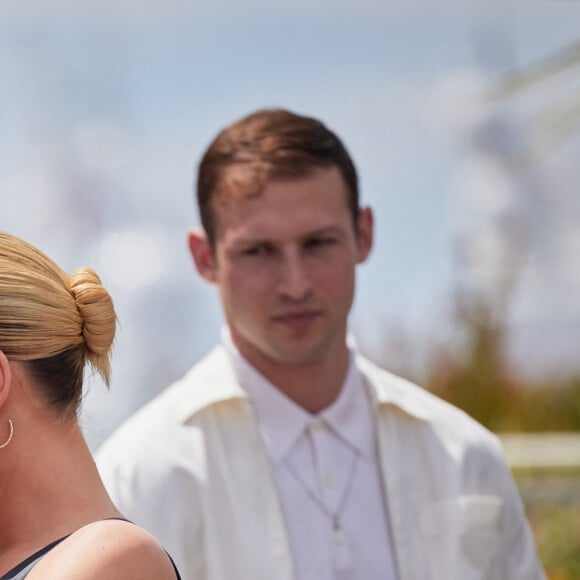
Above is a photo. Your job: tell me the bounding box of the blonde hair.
[0,231,116,413]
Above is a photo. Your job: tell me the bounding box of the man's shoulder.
[96,346,239,458]
[358,354,501,448]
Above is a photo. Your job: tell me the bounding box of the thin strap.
[168,555,182,580]
[1,536,69,579]
[1,519,181,580]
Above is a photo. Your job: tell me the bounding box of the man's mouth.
[271,310,321,329]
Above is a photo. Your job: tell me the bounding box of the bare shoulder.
[27,519,178,580]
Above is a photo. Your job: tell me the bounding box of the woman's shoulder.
[26,519,178,580]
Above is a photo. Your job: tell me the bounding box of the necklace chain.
[283,444,359,532]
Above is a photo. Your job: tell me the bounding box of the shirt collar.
[320,355,375,459]
[176,344,248,424]
[356,354,432,421]
[222,328,376,463]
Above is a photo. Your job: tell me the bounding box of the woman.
[0,232,180,579]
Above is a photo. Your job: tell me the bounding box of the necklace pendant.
[333,524,352,570]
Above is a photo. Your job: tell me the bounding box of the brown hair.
[196,108,360,247]
[0,232,116,417]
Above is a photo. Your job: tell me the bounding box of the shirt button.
[310,418,324,430]
[323,471,335,490]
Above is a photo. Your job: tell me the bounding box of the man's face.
[191,166,373,371]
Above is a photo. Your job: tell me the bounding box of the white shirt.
[96,346,546,580]
[223,335,399,580]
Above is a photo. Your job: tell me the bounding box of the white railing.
[500,432,580,469]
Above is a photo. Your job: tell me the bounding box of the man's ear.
[356,206,374,264]
[188,229,218,283]
[0,351,12,411]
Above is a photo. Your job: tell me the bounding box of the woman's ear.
[0,351,12,411]
[188,229,218,283]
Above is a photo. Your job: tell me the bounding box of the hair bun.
[69,268,116,384]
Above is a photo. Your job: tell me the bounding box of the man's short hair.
[196,108,360,247]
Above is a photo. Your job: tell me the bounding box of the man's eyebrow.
[302,225,346,237]
[230,225,346,247]
[229,235,272,247]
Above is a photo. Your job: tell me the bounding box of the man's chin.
[263,343,330,367]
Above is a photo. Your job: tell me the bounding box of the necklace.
[284,448,359,570]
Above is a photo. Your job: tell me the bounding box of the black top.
[1,536,68,579]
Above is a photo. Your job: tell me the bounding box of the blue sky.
[2,0,580,448]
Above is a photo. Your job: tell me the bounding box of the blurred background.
[2,0,580,576]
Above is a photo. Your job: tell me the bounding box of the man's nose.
[278,250,313,301]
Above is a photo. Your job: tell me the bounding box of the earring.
[0,419,14,448]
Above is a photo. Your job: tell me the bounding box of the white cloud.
[453,153,516,221]
[72,118,137,177]
[429,70,494,141]
[97,226,169,290]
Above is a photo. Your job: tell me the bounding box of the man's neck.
[232,341,351,414]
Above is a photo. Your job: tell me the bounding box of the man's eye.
[242,245,270,256]
[305,237,336,249]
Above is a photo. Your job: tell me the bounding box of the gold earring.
[0,419,14,448]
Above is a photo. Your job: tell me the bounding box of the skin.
[0,352,176,579]
[189,166,373,412]
[27,520,176,580]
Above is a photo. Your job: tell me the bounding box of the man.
[96,108,545,580]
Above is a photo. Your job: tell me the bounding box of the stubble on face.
[211,167,364,380]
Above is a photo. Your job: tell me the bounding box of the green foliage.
[429,368,580,432]
[515,470,580,579]
[424,296,580,432]
[520,378,580,432]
